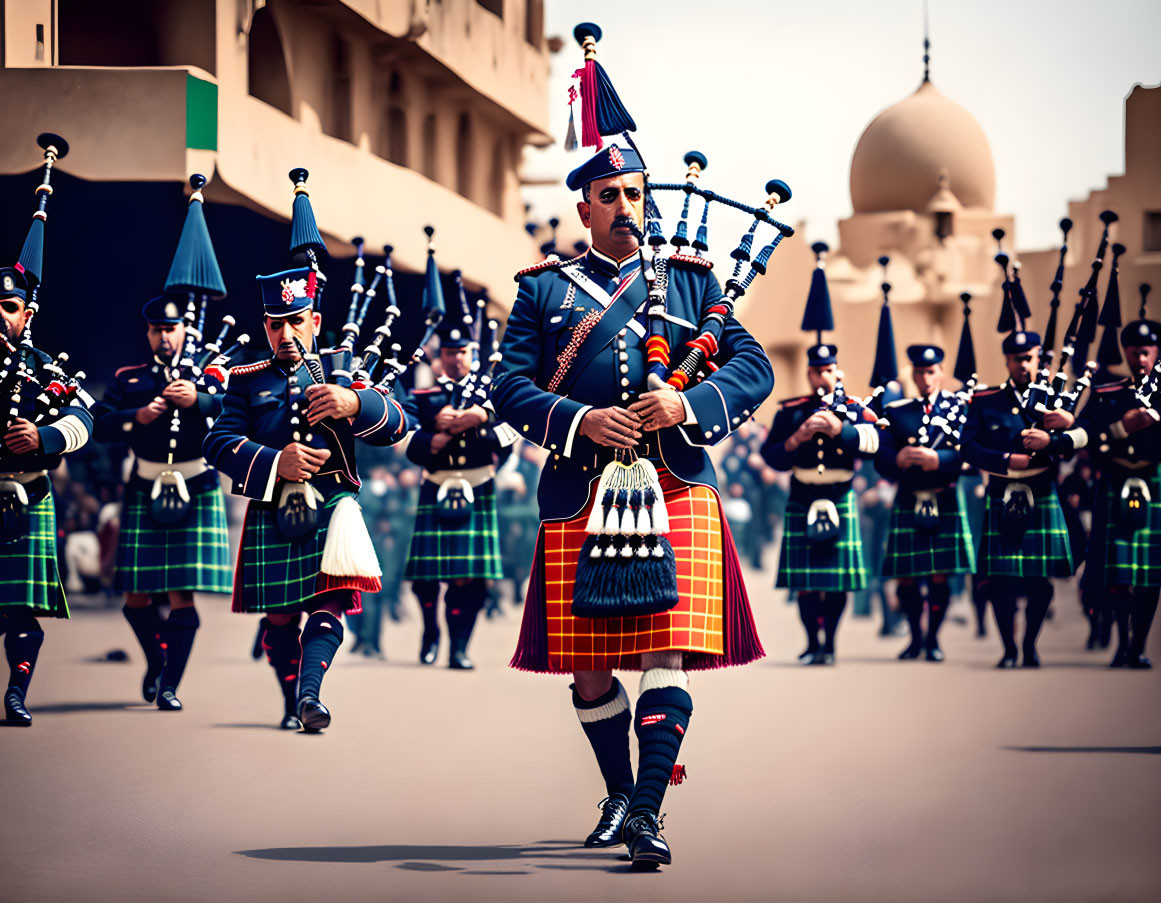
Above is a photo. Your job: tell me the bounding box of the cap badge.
[2,275,12,292]
[164,302,179,320]
[608,146,624,170]
[924,348,935,361]
[818,345,829,357]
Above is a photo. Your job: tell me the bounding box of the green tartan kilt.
[776,488,866,592]
[114,472,232,594]
[232,486,375,613]
[1101,467,1161,586]
[978,476,1073,578]
[0,488,68,619]
[404,478,503,581]
[882,484,976,578]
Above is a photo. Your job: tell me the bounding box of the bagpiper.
[1,134,94,726]
[203,170,409,731]
[93,177,233,711]
[877,344,976,661]
[401,267,512,669]
[1077,286,1160,668]
[493,22,777,870]
[761,243,881,665]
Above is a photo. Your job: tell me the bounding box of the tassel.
[591,60,637,136]
[670,764,687,786]
[620,488,640,534]
[587,486,613,534]
[320,496,382,578]
[564,88,579,151]
[635,492,651,534]
[577,63,601,150]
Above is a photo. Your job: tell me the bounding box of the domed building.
[741,71,1015,400]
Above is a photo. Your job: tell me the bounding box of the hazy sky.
[523,0,1160,252]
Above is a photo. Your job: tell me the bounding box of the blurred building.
[0,0,553,374]
[740,69,1161,402]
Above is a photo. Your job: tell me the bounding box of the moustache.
[611,216,644,242]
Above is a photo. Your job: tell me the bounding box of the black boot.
[623,812,671,868]
[297,611,344,732]
[991,580,1019,668]
[157,607,199,711]
[259,618,302,730]
[897,583,924,660]
[586,794,630,848]
[4,613,43,725]
[414,581,441,665]
[4,687,31,726]
[446,581,484,670]
[797,593,822,662]
[924,583,950,662]
[1022,579,1052,668]
[122,603,166,703]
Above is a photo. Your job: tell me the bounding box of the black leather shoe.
[1022,646,1041,668]
[449,650,474,670]
[584,794,629,847]
[898,640,923,660]
[297,696,331,732]
[279,714,303,730]
[924,644,945,663]
[797,647,820,663]
[1127,654,1153,670]
[157,689,183,711]
[142,663,163,704]
[996,650,1018,669]
[1110,647,1129,668]
[810,650,835,666]
[4,688,31,726]
[623,811,671,868]
[420,632,439,666]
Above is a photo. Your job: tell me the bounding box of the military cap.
[141,295,184,325]
[1001,330,1041,355]
[566,143,646,192]
[807,343,838,367]
[906,344,944,366]
[436,320,473,350]
[1121,319,1161,348]
[256,267,318,317]
[0,266,29,302]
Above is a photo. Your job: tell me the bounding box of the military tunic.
[0,345,94,618]
[493,247,772,673]
[877,391,975,578]
[203,356,409,613]
[93,358,231,594]
[762,392,880,592]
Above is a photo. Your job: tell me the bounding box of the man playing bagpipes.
[877,344,976,663]
[93,177,235,712]
[1,134,94,725]
[204,171,409,732]
[493,22,775,870]
[401,271,514,670]
[1075,294,1161,669]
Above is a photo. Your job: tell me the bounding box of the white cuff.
[856,423,880,454]
[575,684,630,723]
[261,452,281,503]
[679,392,697,426]
[55,414,89,453]
[1065,426,1089,450]
[563,405,593,458]
[1110,420,1128,441]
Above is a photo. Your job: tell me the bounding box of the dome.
[849,80,995,214]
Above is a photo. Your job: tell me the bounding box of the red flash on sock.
[17,661,30,674]
[321,661,328,670]
[640,714,667,726]
[670,765,687,786]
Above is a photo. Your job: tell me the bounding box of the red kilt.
[511,469,764,673]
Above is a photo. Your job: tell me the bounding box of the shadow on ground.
[1005,745,1161,755]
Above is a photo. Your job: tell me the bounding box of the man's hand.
[433,406,458,432]
[1008,452,1033,470]
[430,432,452,452]
[162,379,198,410]
[579,407,641,448]
[1123,407,1158,434]
[897,446,939,471]
[304,384,359,425]
[448,405,488,435]
[277,442,332,481]
[800,411,842,439]
[135,396,169,425]
[3,418,40,455]
[628,389,686,432]
[1022,428,1050,451]
[1041,410,1074,431]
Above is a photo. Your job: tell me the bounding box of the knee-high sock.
[122,603,165,673]
[822,592,846,653]
[572,679,634,799]
[991,579,1018,655]
[297,612,344,702]
[797,593,821,652]
[898,583,923,648]
[926,583,951,649]
[446,580,485,647]
[4,612,44,697]
[1130,587,1159,657]
[970,575,989,636]
[260,619,301,716]
[628,670,692,817]
[159,607,199,695]
[1111,592,1133,653]
[415,580,441,639]
[1023,579,1053,651]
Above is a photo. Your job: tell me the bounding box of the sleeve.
[196,387,224,420]
[958,399,1010,475]
[202,378,281,501]
[935,446,962,474]
[759,407,797,471]
[841,409,880,459]
[491,277,592,457]
[876,418,902,482]
[678,272,776,447]
[37,401,94,456]
[91,376,139,444]
[349,386,409,447]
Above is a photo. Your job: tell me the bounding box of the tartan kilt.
[232,484,378,614]
[776,488,866,592]
[510,469,764,673]
[0,488,68,618]
[403,478,502,581]
[1099,467,1161,587]
[114,472,232,594]
[978,475,1074,578]
[882,484,976,578]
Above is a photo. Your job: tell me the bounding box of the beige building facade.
[0,0,552,300]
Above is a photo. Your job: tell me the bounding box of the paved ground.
[3,572,1159,902]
